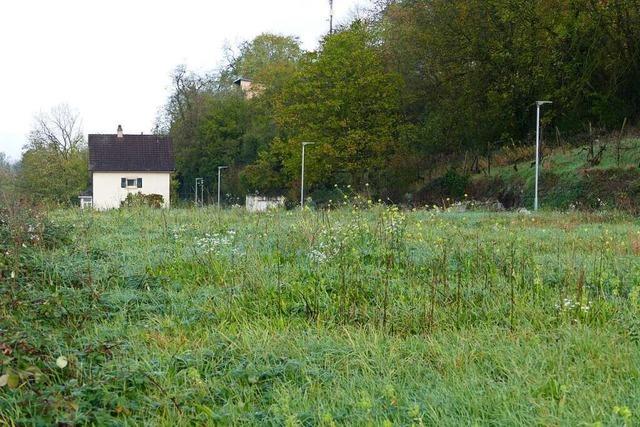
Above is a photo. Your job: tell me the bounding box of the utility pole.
[217,166,228,209]
[329,0,334,34]
[300,142,315,208]
[534,101,552,211]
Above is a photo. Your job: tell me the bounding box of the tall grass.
[0,205,639,425]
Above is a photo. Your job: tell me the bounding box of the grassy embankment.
[1,206,639,425]
[469,138,640,211]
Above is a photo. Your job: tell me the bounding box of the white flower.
[195,230,237,254]
[309,249,328,263]
[555,298,591,313]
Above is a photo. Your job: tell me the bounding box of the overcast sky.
[0,0,367,161]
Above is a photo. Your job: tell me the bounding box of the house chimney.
[117,125,123,138]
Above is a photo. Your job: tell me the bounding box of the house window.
[121,177,143,189]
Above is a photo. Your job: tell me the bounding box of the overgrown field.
[1,206,640,425]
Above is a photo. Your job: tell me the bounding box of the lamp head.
[536,100,553,106]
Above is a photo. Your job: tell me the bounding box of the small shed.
[246,195,285,212]
[78,187,93,209]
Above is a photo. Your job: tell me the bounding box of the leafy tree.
[18,105,88,204]
[220,34,303,86]
[246,21,413,201]
[162,34,304,202]
[378,0,639,167]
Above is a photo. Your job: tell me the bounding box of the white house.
[82,125,174,209]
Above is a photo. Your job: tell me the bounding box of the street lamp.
[534,101,552,211]
[300,142,315,208]
[217,166,228,209]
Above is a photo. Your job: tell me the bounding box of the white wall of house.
[93,172,170,210]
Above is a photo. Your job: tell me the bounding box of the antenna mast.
[329,0,334,34]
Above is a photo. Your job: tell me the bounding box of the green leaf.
[6,373,20,389]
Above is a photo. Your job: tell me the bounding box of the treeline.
[160,0,640,205]
[3,0,638,207]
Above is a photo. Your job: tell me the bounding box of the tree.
[26,104,85,156]
[377,0,640,158]
[220,34,303,86]
[245,22,413,201]
[19,104,88,204]
[0,153,16,200]
[162,35,305,202]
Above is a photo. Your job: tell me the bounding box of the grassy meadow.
[1,205,640,425]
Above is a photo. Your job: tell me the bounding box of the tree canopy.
[157,0,640,204]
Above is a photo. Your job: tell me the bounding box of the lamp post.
[300,142,315,208]
[217,166,228,209]
[534,101,552,211]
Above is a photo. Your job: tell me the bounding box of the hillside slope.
[468,138,640,212]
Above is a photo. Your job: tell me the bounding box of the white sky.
[0,0,367,161]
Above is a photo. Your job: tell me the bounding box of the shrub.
[120,192,164,208]
[414,169,470,206]
[0,205,71,280]
[577,167,640,213]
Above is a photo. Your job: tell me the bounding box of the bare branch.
[26,104,85,157]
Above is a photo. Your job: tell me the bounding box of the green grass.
[1,206,640,425]
[470,138,640,210]
[492,137,640,177]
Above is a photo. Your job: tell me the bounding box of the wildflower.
[195,230,235,254]
[555,298,591,313]
[309,249,328,263]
